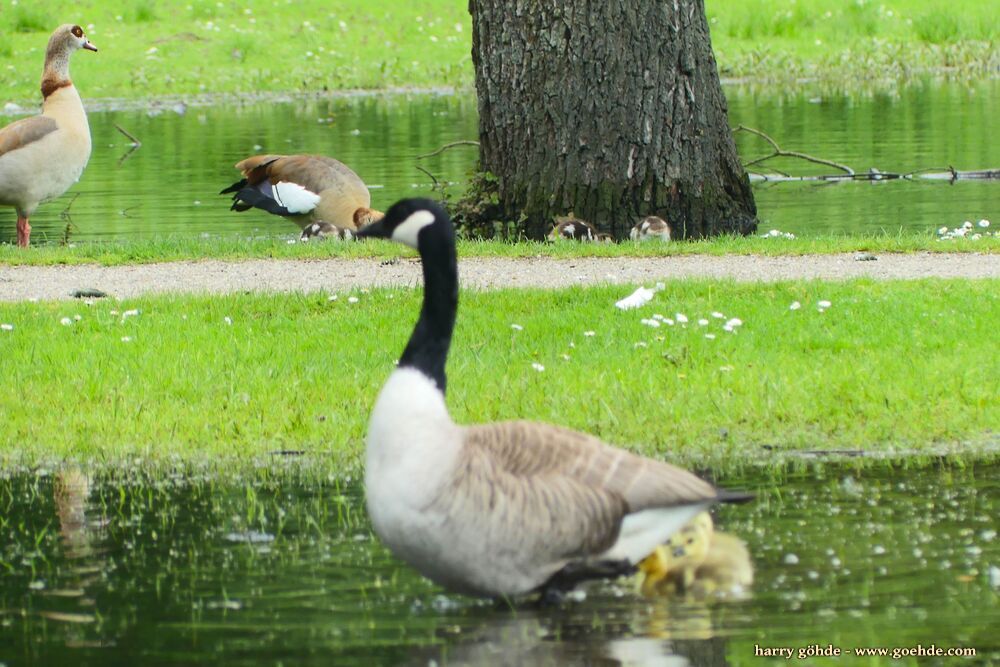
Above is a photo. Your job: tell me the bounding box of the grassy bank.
[1,232,997,266]
[0,0,996,104]
[1,279,996,467]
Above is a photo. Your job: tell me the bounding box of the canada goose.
[299,221,355,241]
[638,511,753,597]
[630,216,672,242]
[548,216,598,241]
[356,198,750,599]
[220,154,382,233]
[596,232,616,244]
[0,25,96,247]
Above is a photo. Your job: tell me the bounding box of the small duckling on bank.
[630,216,672,242]
[549,216,598,242]
[300,221,355,241]
[638,511,753,598]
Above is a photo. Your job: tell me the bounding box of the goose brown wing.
[463,420,720,512]
[435,429,629,559]
[0,116,58,159]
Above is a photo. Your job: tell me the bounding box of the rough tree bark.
[466,0,757,239]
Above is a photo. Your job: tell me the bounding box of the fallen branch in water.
[734,126,998,183]
[414,165,439,189]
[114,123,141,147]
[415,140,480,160]
[734,124,855,175]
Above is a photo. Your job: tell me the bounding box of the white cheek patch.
[391,209,436,248]
[273,181,321,214]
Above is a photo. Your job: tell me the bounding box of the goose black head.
[356,198,452,251]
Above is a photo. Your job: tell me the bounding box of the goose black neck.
[399,234,458,394]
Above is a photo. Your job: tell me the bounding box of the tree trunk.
[467,0,757,239]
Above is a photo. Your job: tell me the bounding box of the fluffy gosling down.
[630,216,673,242]
[300,221,355,242]
[0,25,97,247]
[548,216,598,241]
[356,198,750,600]
[638,511,753,598]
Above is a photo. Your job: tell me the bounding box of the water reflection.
[1,81,996,244]
[0,461,997,665]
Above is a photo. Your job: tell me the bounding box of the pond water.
[1,461,996,665]
[1,80,996,244]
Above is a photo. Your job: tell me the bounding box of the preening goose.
[548,216,598,242]
[356,198,750,599]
[0,24,96,247]
[220,154,382,233]
[638,511,753,597]
[630,216,672,242]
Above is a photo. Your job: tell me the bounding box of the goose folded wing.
[0,116,58,159]
[436,434,629,562]
[463,421,722,512]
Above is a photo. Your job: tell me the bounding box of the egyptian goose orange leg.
[16,215,31,248]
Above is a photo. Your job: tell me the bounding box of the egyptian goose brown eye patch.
[71,26,83,38]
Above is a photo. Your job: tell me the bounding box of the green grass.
[0,232,997,266]
[0,0,995,104]
[1,279,996,468]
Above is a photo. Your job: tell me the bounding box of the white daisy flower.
[531,362,545,372]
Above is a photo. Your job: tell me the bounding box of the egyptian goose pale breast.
[356,199,750,600]
[0,24,96,247]
[221,154,382,233]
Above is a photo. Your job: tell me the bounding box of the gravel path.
[0,253,997,302]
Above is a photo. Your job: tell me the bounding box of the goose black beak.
[672,545,686,558]
[83,41,98,52]
[356,218,389,239]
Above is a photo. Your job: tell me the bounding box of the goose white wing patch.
[272,181,321,214]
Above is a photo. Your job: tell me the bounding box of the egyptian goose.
[548,215,598,242]
[638,511,753,597]
[0,24,96,247]
[221,154,382,233]
[630,216,672,242]
[356,199,750,599]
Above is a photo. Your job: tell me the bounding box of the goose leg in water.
[537,558,636,605]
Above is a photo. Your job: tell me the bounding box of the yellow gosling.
[638,511,753,598]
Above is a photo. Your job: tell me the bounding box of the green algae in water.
[0,462,997,665]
